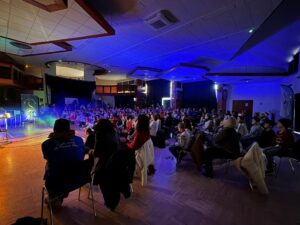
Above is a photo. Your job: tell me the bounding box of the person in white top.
[236,115,248,137]
[169,122,191,163]
[149,114,159,137]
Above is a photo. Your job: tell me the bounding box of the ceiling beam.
[23,0,68,12]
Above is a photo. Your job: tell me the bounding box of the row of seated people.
[42,114,156,212]
[168,114,297,178]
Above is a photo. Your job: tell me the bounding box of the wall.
[226,81,282,117]
[101,95,115,107]
[282,73,300,93]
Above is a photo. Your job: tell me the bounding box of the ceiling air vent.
[144,10,178,29]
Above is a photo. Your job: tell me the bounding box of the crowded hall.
[1,0,300,225]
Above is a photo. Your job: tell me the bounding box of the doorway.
[232,100,253,116]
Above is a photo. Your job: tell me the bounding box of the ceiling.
[2,0,300,83]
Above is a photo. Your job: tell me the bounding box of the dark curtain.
[45,74,95,106]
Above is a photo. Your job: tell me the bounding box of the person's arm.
[127,132,145,150]
[41,141,48,160]
[77,137,85,159]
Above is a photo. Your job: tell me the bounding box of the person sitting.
[42,119,85,206]
[149,114,159,145]
[128,115,156,176]
[164,112,174,138]
[260,112,269,126]
[236,115,248,137]
[169,122,191,163]
[84,128,95,154]
[257,119,276,148]
[241,116,264,148]
[264,118,294,174]
[93,119,131,211]
[183,118,193,135]
[203,117,240,178]
[202,113,213,132]
[212,117,223,134]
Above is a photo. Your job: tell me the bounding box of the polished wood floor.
[1,130,300,225]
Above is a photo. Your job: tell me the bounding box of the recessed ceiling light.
[248,28,255,33]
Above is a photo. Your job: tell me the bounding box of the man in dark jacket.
[257,119,276,148]
[42,119,85,205]
[264,118,294,174]
[203,117,240,178]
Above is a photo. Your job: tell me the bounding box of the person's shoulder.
[73,135,84,143]
[42,138,52,147]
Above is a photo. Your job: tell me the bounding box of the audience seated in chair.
[203,117,240,178]
[127,115,156,183]
[201,113,213,132]
[93,119,131,211]
[169,122,191,163]
[42,119,86,206]
[84,128,95,154]
[263,118,294,175]
[236,115,248,137]
[257,119,276,148]
[241,116,264,149]
[149,114,159,146]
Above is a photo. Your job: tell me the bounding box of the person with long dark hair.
[93,119,131,211]
[128,115,156,177]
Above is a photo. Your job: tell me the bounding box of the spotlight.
[248,28,255,33]
[214,83,218,91]
[25,64,29,69]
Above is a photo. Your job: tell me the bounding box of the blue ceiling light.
[248,28,255,33]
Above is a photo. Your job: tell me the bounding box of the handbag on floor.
[12,217,47,225]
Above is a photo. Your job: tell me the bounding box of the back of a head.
[278,118,292,130]
[94,119,115,135]
[183,118,192,130]
[253,116,260,123]
[136,114,150,132]
[86,128,93,135]
[223,117,236,128]
[178,122,185,131]
[53,118,70,133]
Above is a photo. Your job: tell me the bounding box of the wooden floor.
[1,131,300,225]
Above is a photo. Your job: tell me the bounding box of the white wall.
[226,81,282,117]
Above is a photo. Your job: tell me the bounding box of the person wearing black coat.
[203,117,240,178]
[93,119,131,211]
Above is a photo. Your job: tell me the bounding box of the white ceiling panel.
[6,0,300,83]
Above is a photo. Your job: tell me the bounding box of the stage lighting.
[5,113,11,119]
[214,83,218,91]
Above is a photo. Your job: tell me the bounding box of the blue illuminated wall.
[182,81,217,109]
[226,81,281,118]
